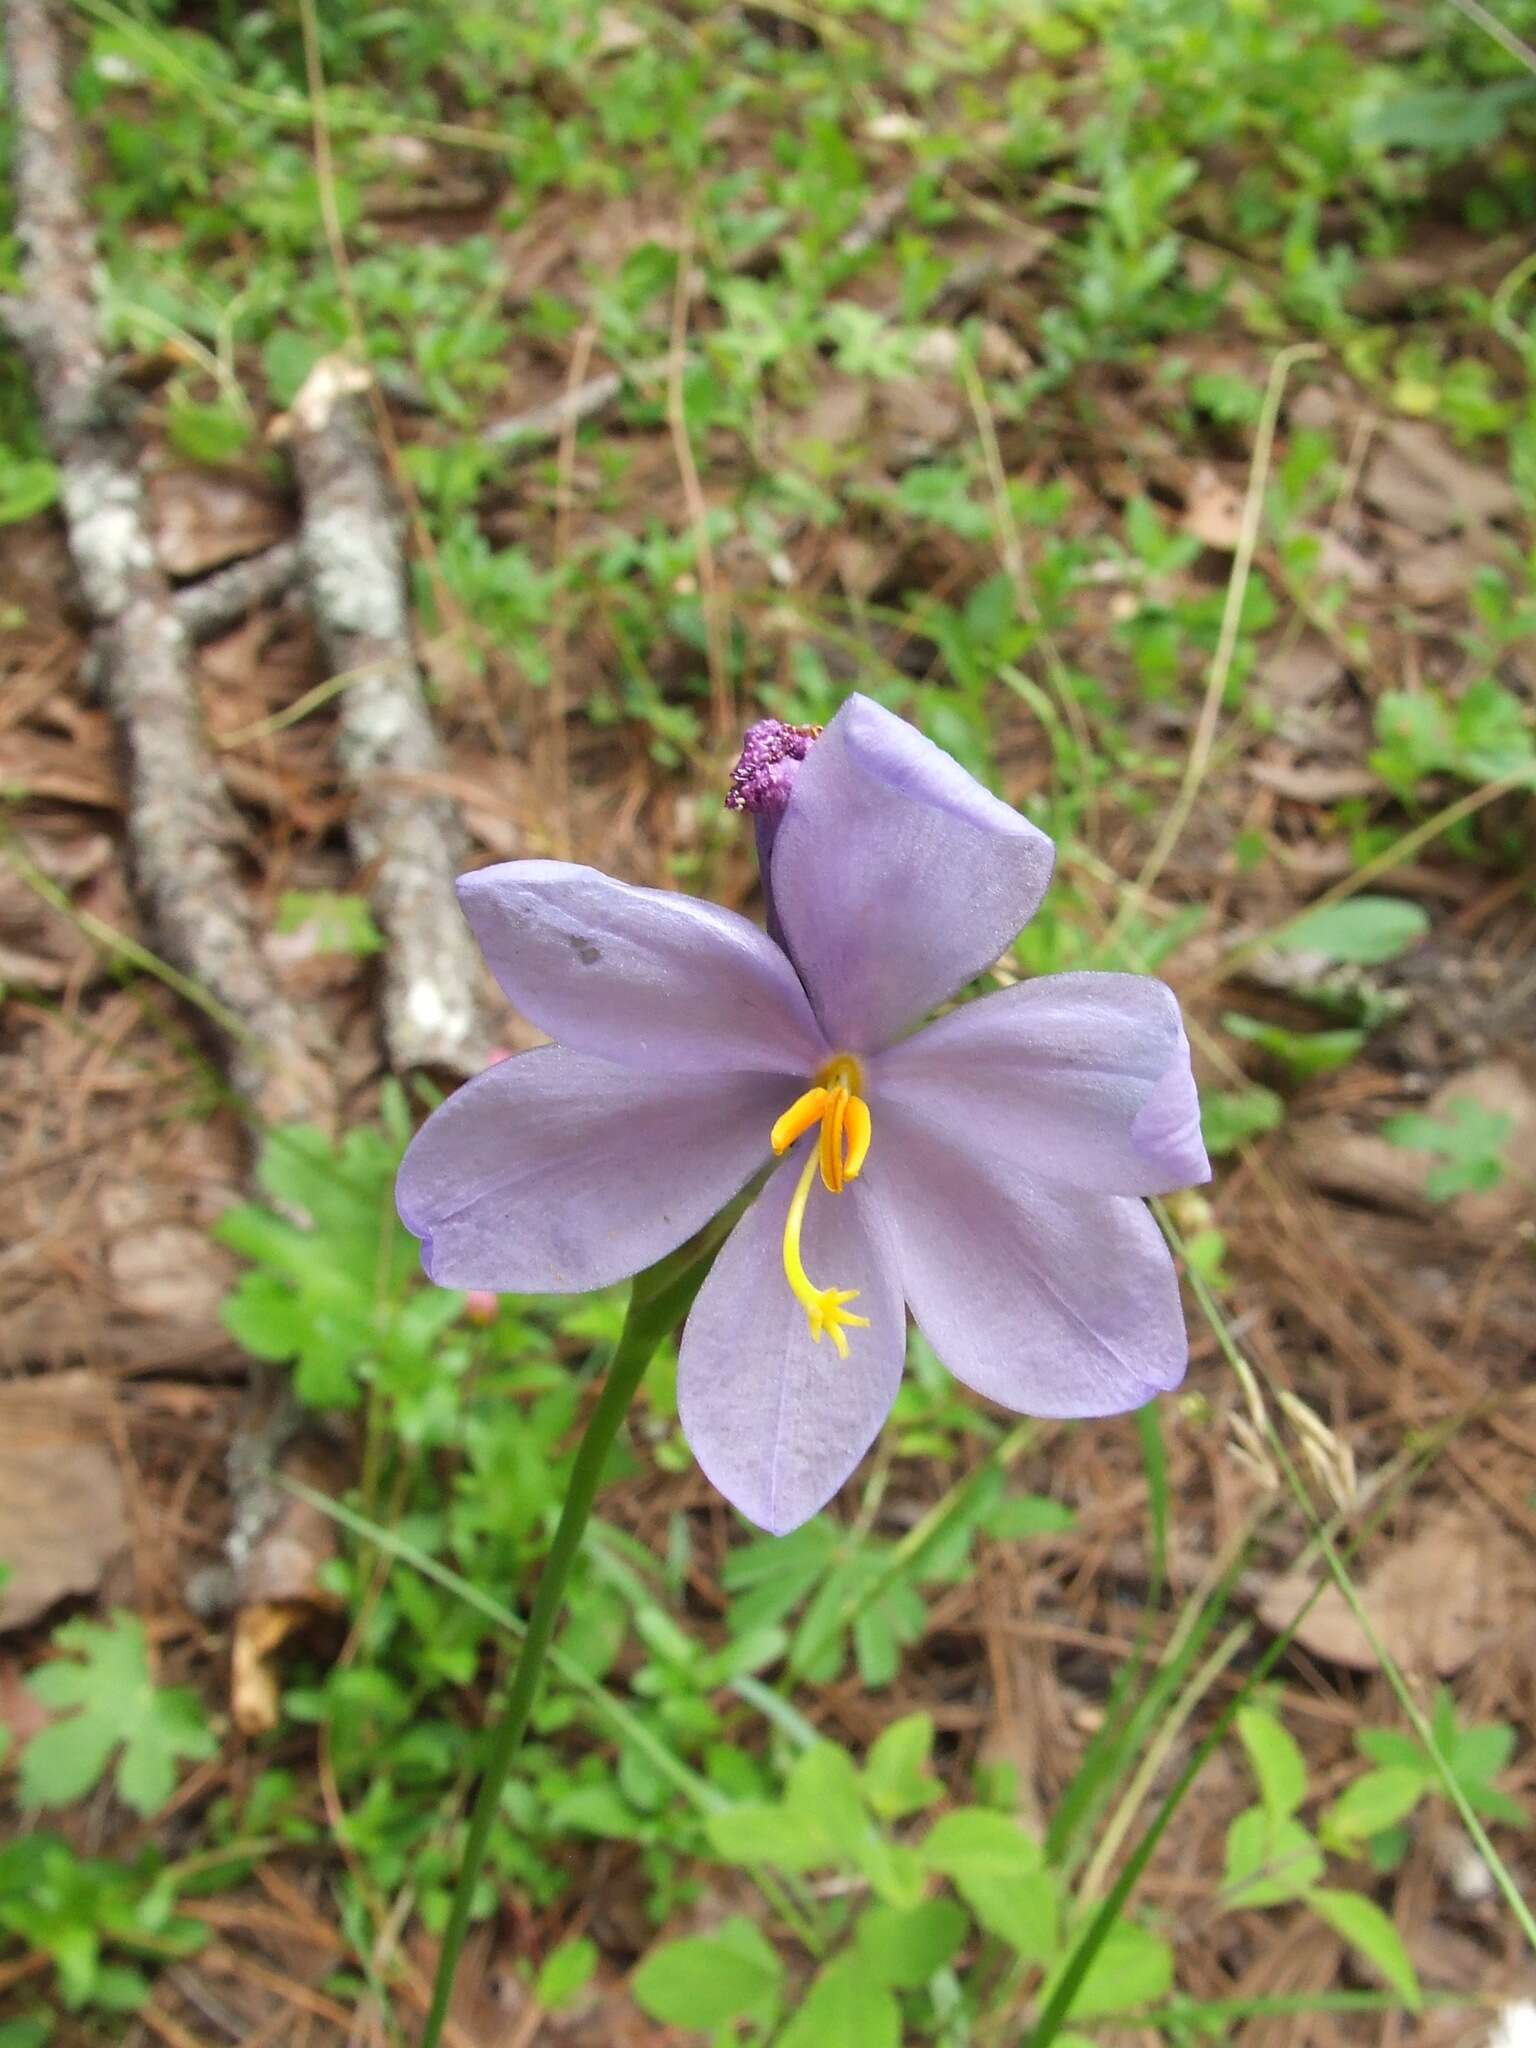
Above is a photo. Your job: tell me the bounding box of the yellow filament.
[771,1052,874,1354]
[781,1146,870,1359]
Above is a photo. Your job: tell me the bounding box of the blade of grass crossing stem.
[1051,1411,1228,1875]
[1170,1217,1536,1960]
[1030,1504,1400,2045]
[279,1473,722,1814]
[785,1420,1034,1682]
[1137,1403,1170,1599]
[282,1490,827,1961]
[1029,1284,1499,2042]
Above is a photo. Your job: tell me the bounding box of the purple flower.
[396,695,1209,1535]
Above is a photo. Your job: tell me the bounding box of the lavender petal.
[677,1157,906,1534]
[865,1103,1188,1417]
[457,860,827,1076]
[874,972,1210,1195]
[768,695,1056,1053]
[397,1046,786,1292]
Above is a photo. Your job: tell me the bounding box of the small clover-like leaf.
[21,1614,216,1819]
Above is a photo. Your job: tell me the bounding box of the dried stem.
[284,360,490,1075]
[3,0,332,1129]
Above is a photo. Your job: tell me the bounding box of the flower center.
[768,1054,872,1357]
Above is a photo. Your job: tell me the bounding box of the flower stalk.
[418,1229,727,2048]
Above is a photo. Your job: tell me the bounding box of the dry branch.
[3,0,332,1129]
[175,539,302,642]
[284,359,489,1076]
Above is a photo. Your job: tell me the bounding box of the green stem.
[417,1237,721,2048]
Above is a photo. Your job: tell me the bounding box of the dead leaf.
[881,376,964,462]
[1253,1509,1521,1675]
[1313,528,1383,592]
[150,467,289,579]
[1183,464,1246,550]
[0,1375,129,1631]
[1289,1119,1434,1218]
[231,1462,342,1737]
[1363,422,1520,540]
[1261,634,1345,708]
[1394,538,1482,608]
[1246,759,1378,802]
[232,1600,314,1737]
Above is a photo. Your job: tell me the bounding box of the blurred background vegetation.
[1,1,1534,2043]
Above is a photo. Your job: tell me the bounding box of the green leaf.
[1321,1767,1427,1851]
[855,1835,931,1912]
[0,456,60,525]
[274,891,385,958]
[984,1494,1077,1539]
[534,1937,597,2012]
[923,1809,1058,1959]
[1222,1808,1325,1907]
[854,1899,967,1989]
[864,1713,942,1820]
[165,393,253,466]
[1222,1014,1366,1080]
[0,2020,54,2048]
[1305,1888,1420,2007]
[923,1807,1044,1882]
[631,1918,783,2030]
[783,1742,868,1857]
[1383,1099,1512,1201]
[16,1710,120,1811]
[1056,1919,1174,2019]
[547,1784,648,1840]
[1201,1084,1283,1156]
[89,1963,151,2012]
[1236,1707,1308,1820]
[704,1801,821,1871]
[777,1954,899,2048]
[1275,897,1429,966]
[21,1614,216,1817]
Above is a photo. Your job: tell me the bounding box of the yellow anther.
[781,1147,870,1359]
[771,1086,830,1156]
[820,1086,848,1193]
[842,1095,871,1182]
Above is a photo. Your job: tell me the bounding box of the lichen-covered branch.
[3,0,332,1129]
[284,360,489,1075]
[175,539,302,642]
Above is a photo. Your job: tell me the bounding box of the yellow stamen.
[781,1145,870,1359]
[820,1086,848,1193]
[771,1086,830,1155]
[842,1094,871,1181]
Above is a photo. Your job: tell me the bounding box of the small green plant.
[634,1717,1175,2041]
[1383,1097,1514,1201]
[1322,1691,1529,1867]
[1218,1706,1420,2007]
[19,1613,216,1818]
[0,1836,205,2017]
[274,890,384,957]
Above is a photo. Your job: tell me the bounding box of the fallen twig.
[3,0,332,1129]
[282,358,490,1075]
[174,538,302,642]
